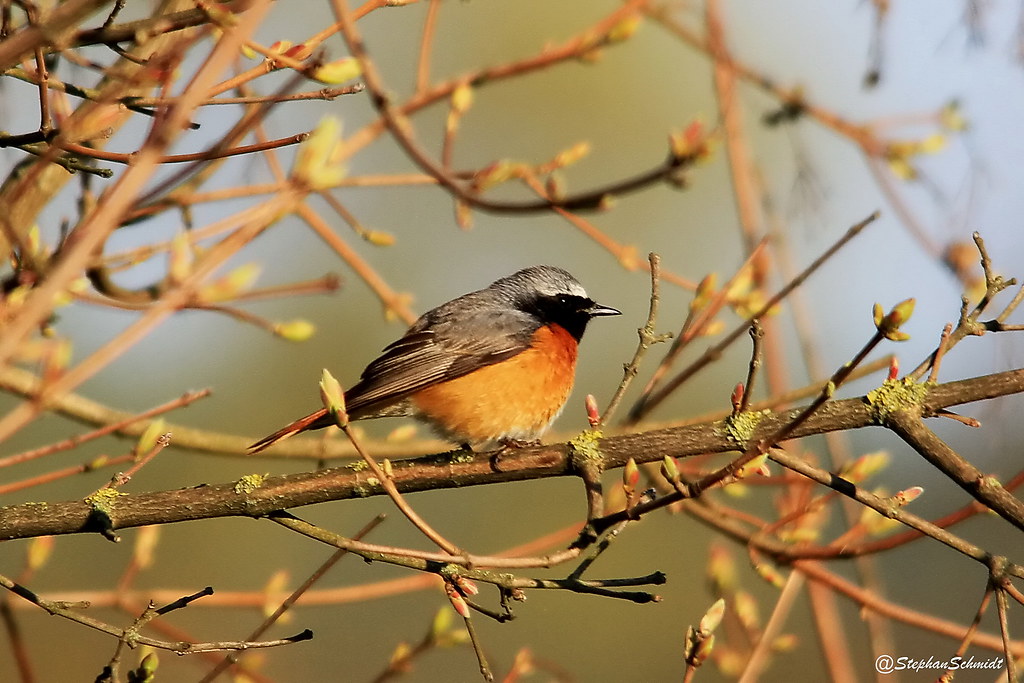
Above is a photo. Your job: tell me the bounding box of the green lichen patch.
[84,487,126,513]
[722,409,770,446]
[568,429,604,471]
[865,377,929,422]
[351,484,372,497]
[233,473,267,495]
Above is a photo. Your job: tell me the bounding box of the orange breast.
[410,323,578,444]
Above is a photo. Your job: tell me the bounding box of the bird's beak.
[586,302,622,317]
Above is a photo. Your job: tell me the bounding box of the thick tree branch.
[1,368,1021,541]
[886,409,1024,531]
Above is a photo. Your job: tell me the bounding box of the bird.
[248,265,621,453]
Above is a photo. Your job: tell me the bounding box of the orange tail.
[248,408,331,453]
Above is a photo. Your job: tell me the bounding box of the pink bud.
[445,584,470,618]
[731,383,745,410]
[585,394,601,428]
[893,486,924,506]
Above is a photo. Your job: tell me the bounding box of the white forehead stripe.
[536,278,587,299]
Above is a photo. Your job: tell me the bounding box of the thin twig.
[101,433,172,490]
[342,424,464,558]
[0,573,311,654]
[942,582,994,679]
[737,571,804,682]
[601,253,668,425]
[59,132,310,165]
[122,84,364,107]
[333,0,692,215]
[928,322,953,383]
[462,610,493,682]
[993,578,1019,682]
[628,211,879,422]
[741,320,764,412]
[415,0,442,94]
[0,388,210,469]
[198,514,386,683]
[630,241,768,419]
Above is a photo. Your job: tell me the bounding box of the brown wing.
[345,321,533,416]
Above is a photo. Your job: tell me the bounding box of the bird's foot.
[498,438,541,449]
[489,438,541,472]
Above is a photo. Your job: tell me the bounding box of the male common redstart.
[249,265,620,452]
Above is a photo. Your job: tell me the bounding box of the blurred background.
[2,0,1023,680]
